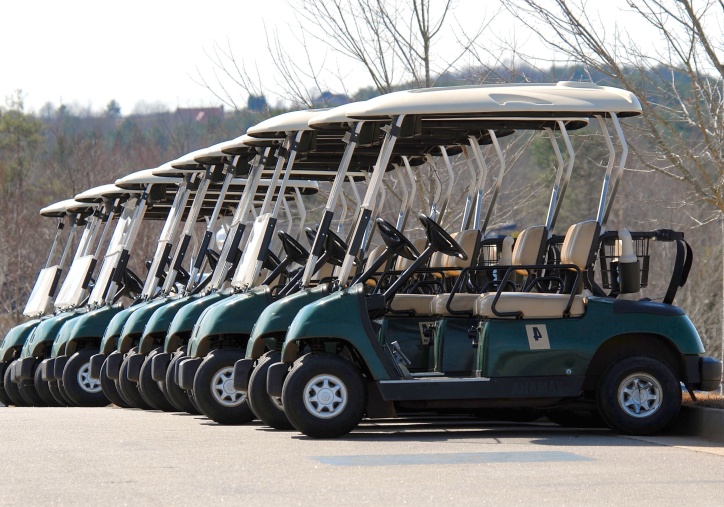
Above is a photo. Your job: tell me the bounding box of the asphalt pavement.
[0,406,722,506]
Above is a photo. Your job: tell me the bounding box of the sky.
[0,0,657,115]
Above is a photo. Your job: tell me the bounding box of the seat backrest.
[445,229,481,269]
[311,262,335,282]
[560,220,600,270]
[395,238,427,271]
[364,244,386,272]
[511,225,547,274]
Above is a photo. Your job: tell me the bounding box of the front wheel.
[165,349,199,414]
[597,356,681,435]
[62,349,109,407]
[248,352,294,430]
[117,349,152,410]
[100,360,131,408]
[3,360,28,406]
[282,353,366,439]
[33,365,62,406]
[193,349,254,425]
[138,348,176,412]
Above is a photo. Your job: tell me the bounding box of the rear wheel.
[3,361,28,406]
[117,349,152,410]
[282,353,366,439]
[164,349,199,414]
[193,349,254,425]
[100,360,131,408]
[138,348,176,412]
[62,349,109,407]
[597,356,681,435]
[248,351,293,430]
[33,365,61,406]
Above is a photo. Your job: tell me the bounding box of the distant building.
[175,106,224,122]
[313,92,350,107]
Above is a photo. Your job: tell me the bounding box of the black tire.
[597,356,681,435]
[3,361,28,406]
[18,376,45,406]
[100,359,131,408]
[62,349,109,407]
[546,408,605,428]
[57,380,78,406]
[164,349,199,414]
[48,380,67,406]
[282,353,366,439]
[248,352,294,430]
[0,384,11,406]
[138,348,176,412]
[193,349,254,425]
[117,349,152,410]
[33,365,61,406]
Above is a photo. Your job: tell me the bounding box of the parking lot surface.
[0,406,722,505]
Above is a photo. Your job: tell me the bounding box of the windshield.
[23,266,60,317]
[87,198,138,306]
[53,255,96,310]
[231,213,271,290]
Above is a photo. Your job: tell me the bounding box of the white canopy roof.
[115,168,183,190]
[40,199,91,217]
[345,82,642,120]
[247,109,327,138]
[75,184,128,203]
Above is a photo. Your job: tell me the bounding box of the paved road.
[0,406,722,506]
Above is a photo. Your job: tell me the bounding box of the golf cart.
[269,82,721,438]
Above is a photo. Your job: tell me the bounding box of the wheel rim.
[211,367,245,407]
[77,362,102,394]
[617,373,662,418]
[303,374,347,419]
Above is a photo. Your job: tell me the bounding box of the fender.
[283,284,396,381]
[186,288,273,358]
[61,305,124,356]
[139,294,198,355]
[247,285,331,359]
[163,290,230,353]
[101,305,141,354]
[118,297,172,354]
[0,319,41,362]
[20,312,80,359]
[480,297,705,379]
[49,316,84,358]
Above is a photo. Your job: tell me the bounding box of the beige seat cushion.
[430,293,480,315]
[474,292,586,319]
[389,294,436,315]
[395,238,427,271]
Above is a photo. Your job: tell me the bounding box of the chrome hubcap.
[211,367,245,407]
[303,374,347,419]
[618,373,662,418]
[77,362,102,393]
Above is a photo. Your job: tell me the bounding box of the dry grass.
[682,390,724,409]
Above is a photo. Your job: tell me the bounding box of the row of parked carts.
[1,82,720,438]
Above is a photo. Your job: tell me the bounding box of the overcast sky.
[1,0,652,115]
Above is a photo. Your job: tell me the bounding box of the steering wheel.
[278,231,310,265]
[418,214,467,260]
[304,227,317,247]
[122,268,144,295]
[324,229,348,266]
[176,266,190,285]
[205,249,220,270]
[376,218,419,261]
